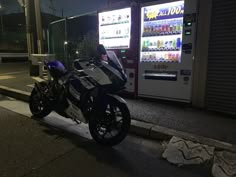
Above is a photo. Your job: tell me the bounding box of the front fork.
[34,81,54,105]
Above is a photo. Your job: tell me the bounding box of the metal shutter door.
[207,0,236,115]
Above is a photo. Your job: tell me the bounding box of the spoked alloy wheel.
[89,98,130,146]
[29,82,52,118]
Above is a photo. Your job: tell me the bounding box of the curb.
[0,86,30,102]
[0,85,235,153]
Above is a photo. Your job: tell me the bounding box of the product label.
[154,63,168,70]
[144,1,184,21]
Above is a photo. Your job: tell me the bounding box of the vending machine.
[138,0,197,102]
[98,5,139,94]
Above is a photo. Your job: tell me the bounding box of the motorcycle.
[29,45,131,146]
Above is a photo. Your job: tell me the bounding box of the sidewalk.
[0,62,236,149]
[1,104,214,177]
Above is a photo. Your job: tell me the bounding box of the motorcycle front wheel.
[29,82,52,118]
[89,97,131,146]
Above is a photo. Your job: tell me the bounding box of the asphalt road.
[0,62,29,74]
[0,95,212,177]
[0,62,34,92]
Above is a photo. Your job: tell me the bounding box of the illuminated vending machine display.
[138,0,197,102]
[99,8,131,49]
[99,7,139,94]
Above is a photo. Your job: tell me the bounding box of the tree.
[77,30,97,59]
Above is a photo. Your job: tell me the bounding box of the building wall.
[192,0,212,108]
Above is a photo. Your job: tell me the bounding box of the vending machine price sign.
[140,1,184,63]
[99,8,131,49]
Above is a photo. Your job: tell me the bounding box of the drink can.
[164,53,168,60]
[173,39,176,49]
[162,23,165,33]
[169,41,173,50]
[176,38,181,49]
[147,39,150,47]
[160,40,164,49]
[172,53,176,61]
[170,24,173,34]
[176,53,180,61]
[165,41,168,49]
[153,41,157,46]
[142,40,146,49]
[165,24,168,33]
[157,40,160,49]
[173,22,176,33]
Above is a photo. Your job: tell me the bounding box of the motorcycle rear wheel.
[89,98,131,146]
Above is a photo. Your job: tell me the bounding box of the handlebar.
[86,58,101,67]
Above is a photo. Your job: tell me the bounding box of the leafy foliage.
[77,30,97,59]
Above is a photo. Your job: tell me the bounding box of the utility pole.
[0,2,3,33]
[18,0,42,55]
[17,0,47,76]
[34,0,43,54]
[25,0,33,55]
[0,2,4,35]
[0,15,3,33]
[61,8,64,17]
[18,0,35,55]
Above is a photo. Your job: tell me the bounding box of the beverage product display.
[142,37,182,51]
[143,19,183,37]
[141,52,180,62]
[140,2,184,63]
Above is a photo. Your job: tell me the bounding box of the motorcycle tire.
[89,97,131,146]
[29,82,52,119]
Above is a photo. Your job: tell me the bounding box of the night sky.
[0,0,23,14]
[40,0,108,17]
[0,0,155,17]
[0,0,107,17]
